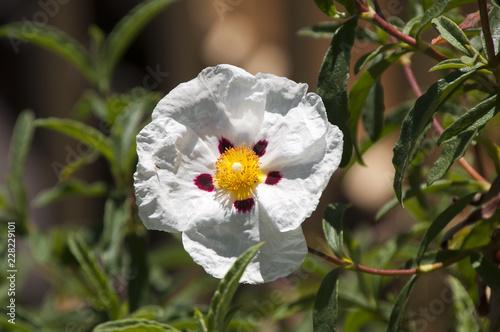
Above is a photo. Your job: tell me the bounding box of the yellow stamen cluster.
[214,145,263,200]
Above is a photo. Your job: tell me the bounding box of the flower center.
[214,145,262,200]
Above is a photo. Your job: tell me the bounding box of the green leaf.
[484,6,500,56]
[33,179,107,207]
[416,0,451,36]
[471,253,500,295]
[0,23,94,84]
[387,275,418,332]
[313,268,342,332]
[427,130,477,184]
[110,91,159,182]
[447,276,480,332]
[105,0,177,78]
[431,16,472,55]
[93,318,181,332]
[349,50,407,161]
[416,193,475,264]
[100,196,130,272]
[392,65,480,203]
[323,204,350,259]
[35,118,113,162]
[476,136,500,174]
[438,94,499,145]
[6,110,35,234]
[317,17,358,167]
[362,79,385,142]
[429,58,470,71]
[206,242,264,332]
[68,234,122,319]
[314,0,338,17]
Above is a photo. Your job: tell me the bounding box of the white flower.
[134,64,343,283]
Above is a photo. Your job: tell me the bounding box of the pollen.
[214,145,263,200]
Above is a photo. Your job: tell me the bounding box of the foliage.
[1,0,500,331]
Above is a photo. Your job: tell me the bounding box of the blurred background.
[1,0,452,330]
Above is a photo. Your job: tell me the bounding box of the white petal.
[134,117,222,232]
[256,122,343,232]
[182,204,307,284]
[152,64,266,152]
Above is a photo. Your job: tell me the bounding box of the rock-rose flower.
[134,64,343,283]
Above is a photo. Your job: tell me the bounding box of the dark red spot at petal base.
[218,137,234,154]
[194,174,215,192]
[252,139,268,157]
[265,171,282,185]
[234,198,255,213]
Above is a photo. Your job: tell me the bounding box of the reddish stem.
[403,62,490,185]
[355,0,448,62]
[308,247,417,276]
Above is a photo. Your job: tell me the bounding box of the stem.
[478,0,497,66]
[308,242,500,276]
[355,0,448,62]
[308,247,417,276]
[402,60,490,185]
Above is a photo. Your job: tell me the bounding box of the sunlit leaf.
[432,16,473,55]
[206,242,264,332]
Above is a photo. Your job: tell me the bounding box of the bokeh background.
[1,1,456,331]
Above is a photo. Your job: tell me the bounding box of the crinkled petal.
[152,64,266,154]
[256,122,343,232]
[134,117,222,232]
[182,203,307,284]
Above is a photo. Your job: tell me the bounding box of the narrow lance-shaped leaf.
[471,253,500,296]
[93,318,181,332]
[313,267,342,332]
[392,65,481,203]
[448,276,481,332]
[362,79,385,142]
[317,17,358,167]
[416,193,476,264]
[33,179,107,207]
[416,0,452,37]
[105,0,177,78]
[6,110,35,234]
[387,275,419,332]
[349,50,407,157]
[431,16,473,55]
[323,204,350,259]
[68,234,122,319]
[438,94,499,145]
[206,242,264,332]
[314,0,339,17]
[35,118,113,162]
[0,23,95,84]
[427,129,477,184]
